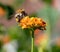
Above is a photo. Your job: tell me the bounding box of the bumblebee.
[15,9,27,22]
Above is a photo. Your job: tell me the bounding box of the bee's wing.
[9,12,16,18]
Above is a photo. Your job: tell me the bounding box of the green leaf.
[0,24,6,34]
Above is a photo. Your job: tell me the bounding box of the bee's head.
[15,9,27,22]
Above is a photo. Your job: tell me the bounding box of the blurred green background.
[0,0,60,52]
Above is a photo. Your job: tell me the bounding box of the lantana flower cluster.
[19,16,46,30]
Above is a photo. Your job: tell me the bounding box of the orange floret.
[18,16,46,30]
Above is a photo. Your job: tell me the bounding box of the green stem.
[38,47,43,52]
[30,28,34,52]
[31,37,34,52]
